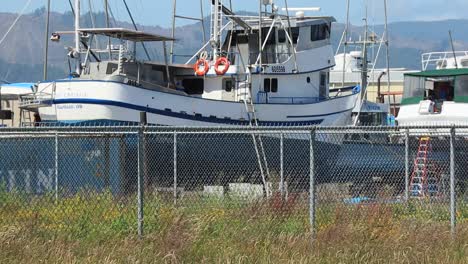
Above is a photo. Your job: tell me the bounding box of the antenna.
[449,30,459,69]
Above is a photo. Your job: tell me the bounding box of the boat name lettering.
[61,92,88,98]
[271,66,286,73]
[57,104,83,110]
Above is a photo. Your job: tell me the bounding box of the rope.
[0,0,33,47]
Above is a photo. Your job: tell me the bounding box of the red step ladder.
[409,137,440,198]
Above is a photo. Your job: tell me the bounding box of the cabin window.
[264,78,278,93]
[261,28,277,45]
[291,27,300,44]
[455,75,468,97]
[182,78,204,95]
[224,78,233,92]
[278,30,286,43]
[320,73,327,87]
[264,78,271,93]
[319,72,328,99]
[403,76,425,99]
[311,24,330,42]
[271,78,278,93]
[237,34,249,44]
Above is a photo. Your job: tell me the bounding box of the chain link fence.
[0,125,467,240]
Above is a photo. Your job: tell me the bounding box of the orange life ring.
[214,57,230,75]
[194,59,210,76]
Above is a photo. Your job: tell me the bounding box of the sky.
[2,0,468,27]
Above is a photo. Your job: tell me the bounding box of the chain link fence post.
[137,112,147,238]
[405,128,410,202]
[173,132,177,205]
[309,128,316,242]
[450,126,456,238]
[280,133,285,199]
[55,131,59,203]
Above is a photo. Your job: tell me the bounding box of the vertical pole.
[137,112,147,238]
[341,0,350,87]
[43,0,51,81]
[213,0,220,60]
[280,133,284,199]
[450,126,456,237]
[384,0,392,109]
[163,41,171,88]
[173,132,178,205]
[280,133,285,199]
[104,135,110,188]
[309,129,316,241]
[405,129,410,202]
[258,1,262,68]
[74,0,81,75]
[170,0,177,64]
[199,0,206,44]
[55,132,59,203]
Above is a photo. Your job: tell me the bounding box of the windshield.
[403,76,425,99]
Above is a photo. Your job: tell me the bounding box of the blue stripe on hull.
[49,99,330,126]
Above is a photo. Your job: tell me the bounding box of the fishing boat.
[20,0,359,128]
[12,0,368,190]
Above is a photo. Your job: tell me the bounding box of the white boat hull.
[38,80,358,127]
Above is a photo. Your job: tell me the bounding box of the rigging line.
[122,0,151,61]
[88,0,102,60]
[107,3,118,27]
[0,0,33,47]
[68,0,76,17]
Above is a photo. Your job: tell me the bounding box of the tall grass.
[0,190,467,263]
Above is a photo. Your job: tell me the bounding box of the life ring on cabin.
[194,59,210,76]
[214,57,230,75]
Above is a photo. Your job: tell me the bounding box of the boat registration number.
[271,66,286,73]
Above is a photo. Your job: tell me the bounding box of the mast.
[383,0,392,114]
[212,0,221,60]
[258,0,262,67]
[43,0,51,80]
[342,0,350,87]
[361,7,369,100]
[74,0,81,74]
[170,0,177,64]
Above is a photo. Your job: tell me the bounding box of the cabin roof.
[405,68,468,78]
[55,28,175,42]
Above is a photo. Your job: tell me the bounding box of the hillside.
[0,8,467,82]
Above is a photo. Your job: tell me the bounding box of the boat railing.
[422,51,468,71]
[19,92,53,109]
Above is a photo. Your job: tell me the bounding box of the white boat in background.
[422,51,468,71]
[20,0,359,128]
[397,51,468,128]
[0,83,35,127]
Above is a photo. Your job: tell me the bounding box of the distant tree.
[33,7,46,17]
